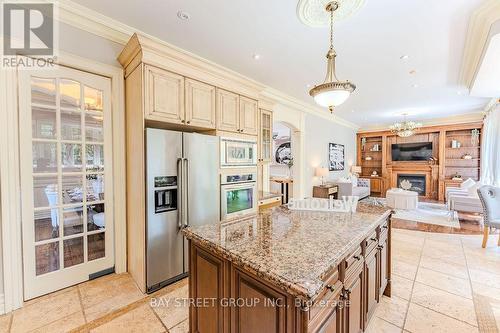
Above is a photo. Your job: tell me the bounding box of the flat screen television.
[391,142,433,161]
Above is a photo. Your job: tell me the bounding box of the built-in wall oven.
[220,172,257,220]
[220,137,257,168]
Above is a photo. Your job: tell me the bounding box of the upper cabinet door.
[145,65,184,124]
[216,89,239,133]
[239,97,258,135]
[185,79,216,129]
[259,109,273,162]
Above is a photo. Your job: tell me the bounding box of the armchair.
[334,177,371,199]
[477,185,500,248]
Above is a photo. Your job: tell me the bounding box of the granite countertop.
[258,191,282,201]
[183,202,390,301]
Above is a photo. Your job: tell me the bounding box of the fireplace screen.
[397,174,426,195]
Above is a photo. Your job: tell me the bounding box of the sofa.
[333,177,371,199]
[447,178,483,213]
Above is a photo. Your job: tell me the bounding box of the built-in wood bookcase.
[444,129,481,181]
[357,122,483,201]
[360,136,383,177]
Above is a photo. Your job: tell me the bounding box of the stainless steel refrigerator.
[146,128,219,293]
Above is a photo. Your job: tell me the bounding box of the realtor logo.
[2,2,54,56]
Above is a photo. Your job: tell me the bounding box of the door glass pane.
[32,106,56,139]
[33,175,58,208]
[61,143,82,172]
[33,142,57,173]
[60,79,81,108]
[36,242,60,275]
[34,209,59,241]
[64,237,84,268]
[61,110,82,141]
[87,204,105,231]
[84,86,103,111]
[63,206,83,236]
[31,77,56,106]
[85,113,103,142]
[87,175,104,202]
[62,174,83,204]
[226,188,254,214]
[86,144,104,172]
[88,232,105,261]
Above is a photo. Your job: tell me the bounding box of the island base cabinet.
[187,216,391,333]
[364,249,378,327]
[343,263,364,333]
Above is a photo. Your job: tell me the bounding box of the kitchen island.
[183,202,392,333]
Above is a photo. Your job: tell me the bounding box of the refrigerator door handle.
[183,158,190,227]
[177,158,183,229]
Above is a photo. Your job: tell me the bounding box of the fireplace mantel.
[387,164,439,199]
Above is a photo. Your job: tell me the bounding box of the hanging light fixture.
[390,114,422,137]
[309,1,356,113]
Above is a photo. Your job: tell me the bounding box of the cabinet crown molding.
[118,33,265,100]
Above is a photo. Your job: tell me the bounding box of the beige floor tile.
[10,288,82,333]
[425,233,462,246]
[392,260,418,280]
[472,281,500,302]
[415,267,472,299]
[468,268,500,290]
[150,284,189,329]
[391,275,414,301]
[374,295,408,328]
[419,255,468,279]
[421,246,466,266]
[466,256,500,276]
[410,282,477,326]
[392,251,421,266]
[90,304,165,333]
[404,303,478,333]
[31,311,85,333]
[169,319,189,333]
[365,316,402,333]
[0,313,11,333]
[79,273,144,322]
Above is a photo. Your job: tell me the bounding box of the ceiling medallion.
[297,0,365,27]
[390,114,423,138]
[309,1,356,113]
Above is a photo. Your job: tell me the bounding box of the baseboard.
[0,293,5,314]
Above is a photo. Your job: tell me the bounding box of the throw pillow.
[460,178,476,190]
[467,182,481,198]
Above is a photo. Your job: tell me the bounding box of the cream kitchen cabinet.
[216,89,258,135]
[145,65,185,124]
[185,78,216,129]
[259,109,273,162]
[216,88,240,132]
[239,96,259,135]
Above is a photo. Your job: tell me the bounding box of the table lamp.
[315,167,329,186]
[351,165,362,177]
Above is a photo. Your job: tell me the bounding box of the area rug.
[392,202,460,228]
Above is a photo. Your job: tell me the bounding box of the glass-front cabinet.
[259,109,273,163]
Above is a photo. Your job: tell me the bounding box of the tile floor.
[0,228,499,332]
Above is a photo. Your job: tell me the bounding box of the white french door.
[19,64,114,300]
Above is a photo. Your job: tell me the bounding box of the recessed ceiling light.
[351,110,355,113]
[177,11,190,20]
[252,54,261,60]
[412,83,419,88]
[400,55,409,60]
[306,83,312,88]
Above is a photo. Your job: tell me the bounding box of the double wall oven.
[219,137,258,220]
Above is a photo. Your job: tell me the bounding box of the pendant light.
[309,1,356,113]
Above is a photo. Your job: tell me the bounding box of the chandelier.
[390,114,422,137]
[309,1,356,113]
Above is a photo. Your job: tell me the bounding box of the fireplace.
[397,174,426,195]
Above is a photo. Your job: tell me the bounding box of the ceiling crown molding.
[54,0,358,129]
[460,0,500,89]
